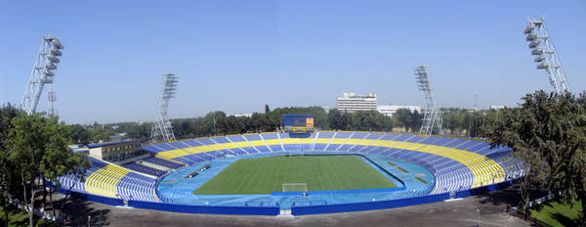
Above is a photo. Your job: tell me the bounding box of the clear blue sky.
[1,0,585,123]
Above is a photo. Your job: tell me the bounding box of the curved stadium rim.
[55,131,523,216]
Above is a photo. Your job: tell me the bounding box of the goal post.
[282,183,308,192]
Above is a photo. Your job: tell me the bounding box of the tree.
[488,91,586,224]
[328,109,344,130]
[0,104,21,226]
[120,122,151,139]
[250,113,272,132]
[8,113,47,227]
[202,111,229,136]
[393,109,412,132]
[352,111,392,131]
[572,94,586,225]
[70,124,91,144]
[86,123,116,143]
[340,111,353,130]
[226,116,251,134]
[40,118,90,218]
[171,119,195,139]
[410,110,423,133]
[441,108,470,135]
[8,113,89,227]
[264,104,270,114]
[467,111,484,138]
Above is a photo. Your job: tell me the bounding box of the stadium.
[55,120,525,216]
[3,2,586,226]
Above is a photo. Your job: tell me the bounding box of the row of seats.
[117,172,158,201]
[84,164,130,198]
[143,157,184,169]
[58,158,160,202]
[123,162,168,177]
[145,132,498,154]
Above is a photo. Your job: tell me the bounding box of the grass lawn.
[0,206,53,226]
[195,155,396,194]
[529,200,582,227]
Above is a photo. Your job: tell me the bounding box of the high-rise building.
[336,92,378,113]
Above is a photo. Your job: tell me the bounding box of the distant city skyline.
[1,0,585,124]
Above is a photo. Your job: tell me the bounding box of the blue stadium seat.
[123,162,167,177]
[144,157,184,169]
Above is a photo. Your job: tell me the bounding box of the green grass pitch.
[529,200,582,227]
[195,155,396,194]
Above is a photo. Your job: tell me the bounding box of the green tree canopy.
[488,91,586,224]
[7,113,89,226]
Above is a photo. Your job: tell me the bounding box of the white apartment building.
[230,113,253,118]
[377,105,422,118]
[336,92,378,113]
[489,105,506,110]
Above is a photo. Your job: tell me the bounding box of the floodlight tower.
[415,65,442,135]
[21,35,64,115]
[151,74,178,143]
[524,17,570,94]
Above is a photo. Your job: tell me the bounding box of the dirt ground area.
[55,189,530,227]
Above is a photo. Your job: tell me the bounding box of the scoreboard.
[283,114,315,133]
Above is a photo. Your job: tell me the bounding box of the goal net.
[282,183,308,192]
